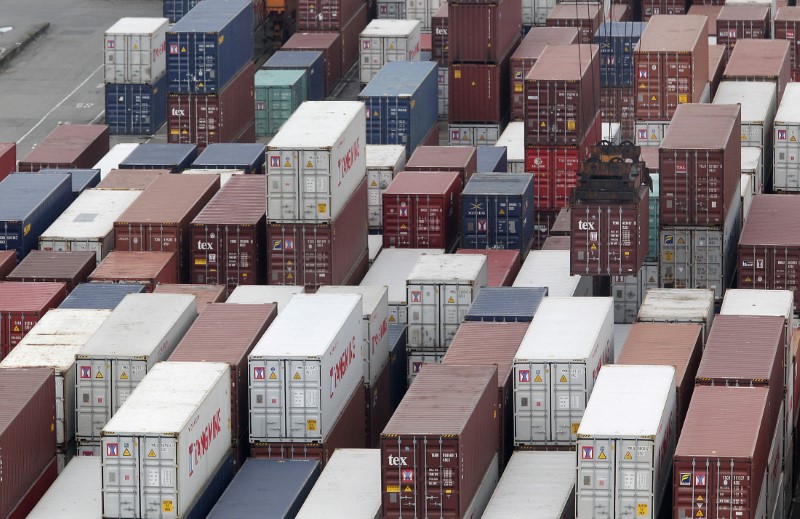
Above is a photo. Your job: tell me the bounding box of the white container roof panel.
[360,249,444,303]
[267,101,365,149]
[406,254,487,283]
[637,289,715,322]
[40,189,141,239]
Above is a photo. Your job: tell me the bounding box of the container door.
[407,350,444,385]
[76,358,112,440]
[248,358,284,441]
[112,358,149,415]
[513,362,550,444]
[114,223,148,252]
[139,436,178,518]
[382,435,420,516]
[406,282,439,349]
[255,85,268,137]
[551,361,587,444]
[267,150,299,220]
[440,282,472,347]
[692,227,724,299]
[659,228,691,290]
[774,122,800,191]
[420,437,461,517]
[770,247,800,300]
[577,437,614,519]
[103,434,141,518]
[383,196,417,248]
[298,149,333,221]
[360,36,382,83]
[366,168,385,229]
[615,439,655,519]
[284,359,324,441]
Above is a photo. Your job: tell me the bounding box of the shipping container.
[448,123,505,146]
[191,143,266,174]
[254,69,307,137]
[610,262,659,323]
[27,457,101,518]
[263,50,326,101]
[774,83,800,191]
[542,235,570,250]
[226,285,302,311]
[636,288,715,346]
[33,168,101,200]
[648,173,660,261]
[642,0,687,20]
[742,146,763,194]
[405,0,443,31]
[59,282,146,310]
[0,282,68,359]
[377,0,406,18]
[775,7,800,81]
[297,0,362,31]
[716,5,770,60]
[431,4,448,67]
[366,145,407,231]
[75,293,197,442]
[7,251,95,293]
[723,39,791,103]
[181,168,243,188]
[106,82,167,137]
[545,3,601,43]
[163,0,201,23]
[17,125,110,172]
[708,43,727,99]
[461,173,535,252]
[438,66,448,118]
[0,143,15,182]
[387,323,407,408]
[369,235,382,263]
[405,144,477,186]
[449,43,513,124]
[93,143,138,179]
[96,168,166,190]
[513,248,593,296]
[0,250,15,281]
[465,286,546,323]
[281,33,344,96]
[104,17,168,85]
[295,450,380,518]
[359,20,422,84]
[477,145,508,172]
[448,0,521,63]
[119,143,198,171]
[455,249,522,287]
[340,4,370,79]
[495,122,524,172]
[595,22,646,88]
[712,81,776,151]
[513,296,614,446]
[89,251,178,291]
[635,120,670,147]
[152,283,227,312]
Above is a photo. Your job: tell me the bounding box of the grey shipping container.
[476,145,508,172]
[262,50,326,101]
[191,143,267,174]
[465,287,547,322]
[59,282,147,310]
[118,143,198,172]
[35,168,101,199]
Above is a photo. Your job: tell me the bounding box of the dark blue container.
[163,0,202,23]
[358,61,438,157]
[184,452,234,519]
[465,287,548,322]
[36,168,101,199]
[105,75,168,135]
[59,282,147,309]
[262,50,326,101]
[207,459,321,518]
[0,173,73,262]
[119,143,198,172]
[191,143,266,174]
[387,323,407,410]
[477,145,508,173]
[167,0,254,94]
[461,173,535,252]
[594,22,647,88]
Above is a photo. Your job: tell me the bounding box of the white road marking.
[90,110,105,124]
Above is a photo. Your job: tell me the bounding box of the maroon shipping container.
[152,283,227,314]
[0,143,15,182]
[716,6,770,60]
[634,15,710,121]
[251,378,366,467]
[542,235,571,250]
[0,283,67,359]
[297,0,362,31]
[421,121,440,147]
[282,32,344,96]
[114,174,220,282]
[688,4,723,35]
[366,360,391,448]
[545,4,602,43]
[0,368,56,517]
[95,169,168,190]
[456,249,522,286]
[0,251,17,281]
[449,43,513,124]
[432,4,449,67]
[723,39,792,103]
[168,303,277,469]
[532,209,559,250]
[525,44,601,147]
[609,3,629,21]
[382,171,461,250]
[617,322,703,430]
[381,364,499,518]
[775,7,800,81]
[642,0,687,21]
[341,4,369,76]
[600,86,635,142]
[405,145,477,187]
[441,322,528,471]
[88,251,178,292]
[448,0,521,64]
[551,207,570,235]
[17,124,109,172]
[708,44,727,98]
[190,175,266,295]
[659,103,741,226]
[268,178,368,289]
[674,386,772,519]
[7,251,96,293]
[7,456,57,519]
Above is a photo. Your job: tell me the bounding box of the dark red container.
[570,186,649,276]
[532,210,559,250]
[659,104,741,227]
[0,143,15,182]
[366,360,391,448]
[0,283,67,359]
[525,44,600,147]
[7,456,57,519]
[282,32,344,96]
[708,44,727,98]
[456,249,521,286]
[542,235,570,250]
[545,3,601,43]
[551,207,570,235]
[114,174,220,282]
[190,175,267,295]
[88,251,179,292]
[381,364,498,519]
[421,121,440,147]
[297,0,363,31]
[96,169,168,190]
[0,251,17,281]
[168,303,277,469]
[341,4,369,75]
[688,4,722,35]
[0,368,56,517]
[404,145,477,187]
[268,178,368,289]
[432,4,449,67]
[7,251,96,293]
[382,171,461,250]
[723,39,792,103]
[152,283,227,313]
[600,86,635,142]
[448,43,513,124]
[448,0,521,64]
[775,7,800,81]
[716,6,770,60]
[642,0,687,21]
[17,125,109,172]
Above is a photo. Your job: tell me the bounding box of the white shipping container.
[634,121,670,147]
[636,288,716,344]
[713,81,777,148]
[773,83,800,192]
[513,249,593,297]
[576,365,677,519]
[28,457,102,519]
[39,189,142,262]
[360,248,444,324]
[75,293,197,442]
[180,169,244,187]
[317,285,390,387]
[0,309,112,448]
[226,285,303,312]
[368,234,382,264]
[407,348,445,383]
[438,66,448,119]
[101,362,232,518]
[104,17,168,84]
[514,297,614,446]
[496,122,524,173]
[483,451,576,519]
[611,262,659,324]
[405,0,443,31]
[249,294,364,442]
[377,0,406,18]
[93,143,139,180]
[359,20,422,84]
[295,449,381,519]
[725,0,777,16]
[366,144,407,230]
[449,123,501,146]
[742,173,754,222]
[523,0,556,25]
[406,254,488,349]
[742,146,763,194]
[267,101,367,222]
[602,122,621,145]
[613,324,632,362]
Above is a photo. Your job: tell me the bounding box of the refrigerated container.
[377,0,406,18]
[104,17,168,84]
[634,120,670,147]
[17,125,110,172]
[92,143,138,179]
[59,282,146,310]
[455,249,521,287]
[7,251,95,292]
[27,457,101,518]
[118,142,198,171]
[741,173,754,222]
[369,235,382,264]
[773,83,800,191]
[181,168,243,188]
[522,0,556,26]
[545,3,602,43]
[405,0,443,31]
[262,50,326,102]
[723,39,791,103]
[254,69,307,137]
[281,33,343,96]
[191,143,266,174]
[448,0,521,63]
[594,22,646,88]
[741,147,763,197]
[465,287,546,323]
[636,288,715,344]
[712,81,777,150]
[105,76,168,136]
[495,122,524,172]
[226,285,303,311]
[0,282,67,359]
[448,122,504,146]
[461,173,535,252]
[513,249,593,296]
[366,145,407,231]
[359,20,422,84]
[610,262,659,324]
[89,251,178,291]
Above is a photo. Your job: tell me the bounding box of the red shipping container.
[88,251,179,292]
[168,303,277,469]
[0,251,16,281]
[381,364,499,518]
[545,3,602,44]
[716,6,770,60]
[432,4,449,67]
[456,249,521,286]
[634,15,710,121]
[404,145,477,187]
[282,32,344,96]
[600,86,635,142]
[268,178,368,289]
[297,0,363,31]
[152,283,227,313]
[448,0,521,64]
[774,7,800,81]
[541,235,571,250]
[382,171,461,250]
[570,186,650,276]
[7,251,96,293]
[688,4,723,35]
[448,43,513,124]
[341,4,369,76]
[95,169,168,190]
[525,44,600,147]
[420,33,432,54]
[190,176,267,295]
[708,44,727,99]
[723,39,792,103]
[7,456,57,519]
[642,0,687,21]
[114,174,220,282]
[0,368,56,516]
[532,209,559,250]
[0,143,15,182]
[0,283,66,359]
[659,104,741,227]
[17,125,109,172]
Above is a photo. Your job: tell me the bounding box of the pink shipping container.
[7,456,57,519]
[600,86,635,142]
[152,283,227,313]
[723,39,791,103]
[447,0,521,64]
[382,171,461,250]
[716,6,770,60]
[643,0,687,21]
[688,4,722,35]
[7,251,96,293]
[17,125,109,172]
[88,251,178,292]
[404,145,477,188]
[659,103,741,227]
[432,4,448,67]
[282,32,344,96]
[708,44,727,98]
[0,143,15,182]
[448,43,513,124]
[545,4,601,43]
[456,249,521,286]
[0,282,67,359]
[297,0,363,31]
[0,251,17,281]
[610,3,629,21]
[774,7,800,81]
[95,169,168,190]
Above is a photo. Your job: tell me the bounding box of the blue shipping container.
[167,0,254,94]
[183,452,234,519]
[262,50,326,101]
[105,75,168,136]
[59,282,147,310]
[358,61,438,156]
[461,173,535,252]
[387,323,407,410]
[36,168,102,199]
[119,143,198,172]
[465,286,548,322]
[163,0,203,23]
[192,143,266,174]
[477,145,508,173]
[594,22,646,88]
[207,459,321,519]
[0,173,73,261]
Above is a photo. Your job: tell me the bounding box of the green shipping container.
[254,69,308,136]
[647,173,659,262]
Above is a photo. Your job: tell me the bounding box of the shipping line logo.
[337,138,361,187]
[188,409,223,477]
[329,336,358,398]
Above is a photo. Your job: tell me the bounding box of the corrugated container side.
[0,143,15,182]
[448,42,515,124]
[0,251,16,281]
[774,8,800,81]
[723,39,791,103]
[456,249,522,287]
[341,4,371,76]
[88,251,178,292]
[448,0,521,64]
[0,282,68,359]
[545,3,602,43]
[17,125,110,172]
[118,143,198,172]
[262,50,326,101]
[152,283,227,312]
[432,4,448,66]
[7,251,96,292]
[105,76,168,136]
[405,145,477,186]
[297,0,363,31]
[282,33,344,96]
[716,5,770,60]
